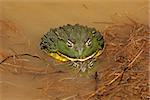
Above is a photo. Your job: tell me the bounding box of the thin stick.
[82,4,88,9]
[62,94,78,100]
[92,21,114,24]
[126,16,137,25]
[86,42,145,99]
[128,49,144,68]
[0,53,41,64]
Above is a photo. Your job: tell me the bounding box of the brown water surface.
[0,0,149,100]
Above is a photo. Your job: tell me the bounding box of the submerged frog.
[40,24,104,73]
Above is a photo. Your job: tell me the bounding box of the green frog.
[40,24,104,73]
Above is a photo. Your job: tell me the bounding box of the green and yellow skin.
[40,24,104,73]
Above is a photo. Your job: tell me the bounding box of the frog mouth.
[47,49,104,62]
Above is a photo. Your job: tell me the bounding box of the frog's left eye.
[85,38,91,47]
[66,39,74,48]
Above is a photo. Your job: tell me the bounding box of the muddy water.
[0,0,149,100]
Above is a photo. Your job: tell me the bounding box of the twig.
[85,42,145,99]
[0,65,6,72]
[42,81,54,96]
[128,49,144,68]
[82,4,88,9]
[62,94,78,100]
[0,80,17,87]
[92,21,114,24]
[126,16,137,25]
[0,53,41,64]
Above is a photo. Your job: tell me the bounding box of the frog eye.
[66,39,74,48]
[92,31,96,35]
[85,38,91,47]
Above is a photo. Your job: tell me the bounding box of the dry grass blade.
[92,21,114,24]
[0,53,41,64]
[85,41,145,99]
[62,94,78,100]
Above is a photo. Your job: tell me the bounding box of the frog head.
[40,24,104,72]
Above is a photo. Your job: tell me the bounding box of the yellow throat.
[47,49,104,62]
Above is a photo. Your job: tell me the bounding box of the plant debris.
[0,17,149,100]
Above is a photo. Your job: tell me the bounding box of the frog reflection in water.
[40,24,104,73]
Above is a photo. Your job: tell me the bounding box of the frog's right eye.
[85,38,91,47]
[66,39,74,48]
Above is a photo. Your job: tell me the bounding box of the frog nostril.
[76,48,83,56]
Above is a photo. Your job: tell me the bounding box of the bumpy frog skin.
[40,24,104,73]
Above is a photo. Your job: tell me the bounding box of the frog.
[40,24,104,73]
